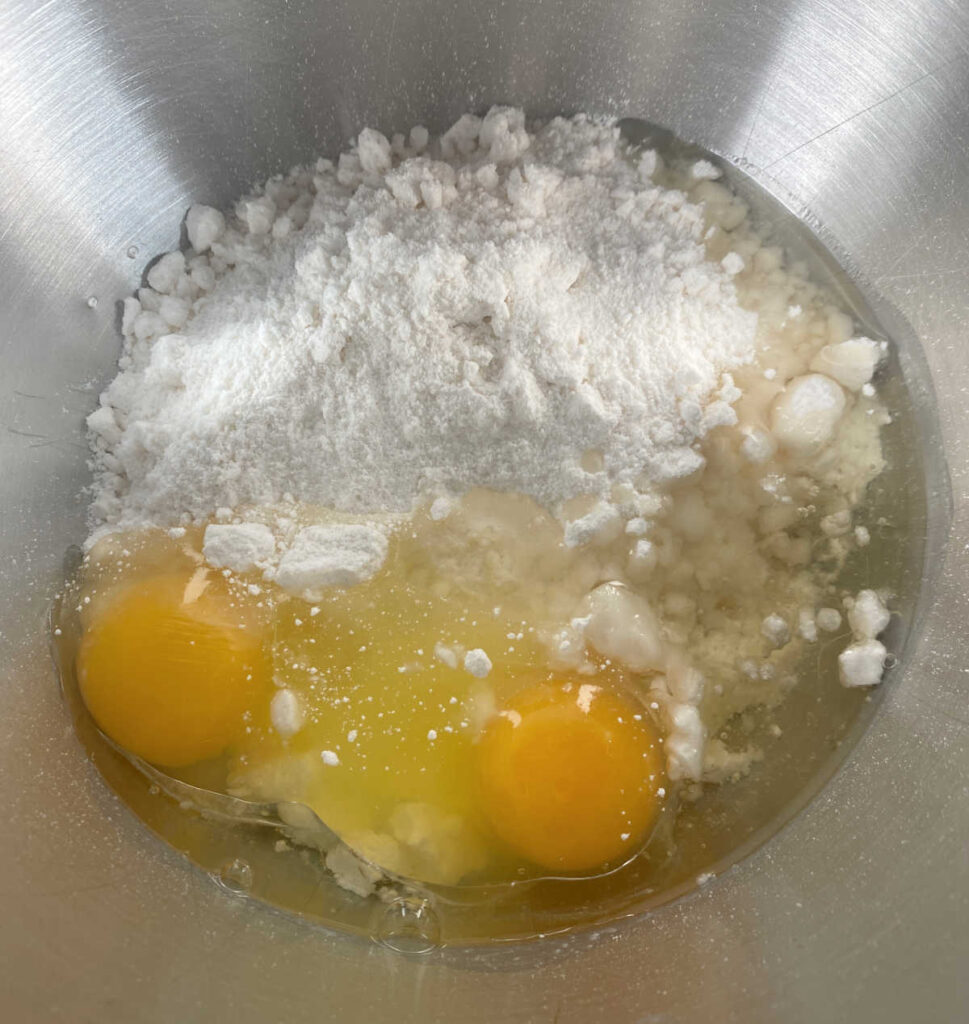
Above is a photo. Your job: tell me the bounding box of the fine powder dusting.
[88,108,756,527]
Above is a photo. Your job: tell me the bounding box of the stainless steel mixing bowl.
[2,1,967,1020]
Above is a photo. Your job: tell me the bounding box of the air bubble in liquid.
[373,896,441,954]
[126,245,139,259]
[216,857,253,896]
[86,296,98,309]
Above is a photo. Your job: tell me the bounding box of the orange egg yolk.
[476,682,665,873]
[76,570,269,767]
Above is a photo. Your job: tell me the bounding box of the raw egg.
[70,518,669,886]
[76,569,269,767]
[476,682,665,872]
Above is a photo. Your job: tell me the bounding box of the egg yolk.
[76,571,269,767]
[476,682,665,873]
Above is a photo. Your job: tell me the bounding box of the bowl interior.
[1,1,965,1021]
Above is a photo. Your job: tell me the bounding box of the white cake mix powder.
[87,108,757,528]
[76,108,897,871]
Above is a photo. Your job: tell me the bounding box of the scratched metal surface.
[1,1,967,1021]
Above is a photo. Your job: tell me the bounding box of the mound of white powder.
[87,107,756,528]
